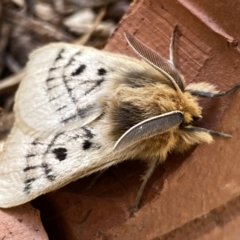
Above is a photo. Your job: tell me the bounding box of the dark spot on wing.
[46,77,55,82]
[41,163,51,174]
[26,154,36,158]
[52,147,67,161]
[85,78,104,95]
[32,139,44,146]
[47,175,56,181]
[23,166,37,172]
[61,114,77,124]
[47,84,62,91]
[83,140,92,150]
[25,178,36,184]
[82,127,94,139]
[49,67,59,72]
[41,162,56,181]
[72,64,86,76]
[98,68,107,76]
[58,106,68,112]
[56,105,67,112]
[23,178,36,193]
[55,49,64,61]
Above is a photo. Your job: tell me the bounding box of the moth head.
[114,29,232,159]
[112,81,232,157]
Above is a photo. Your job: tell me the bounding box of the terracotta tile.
[0,204,48,239]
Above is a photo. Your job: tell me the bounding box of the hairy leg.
[131,158,159,216]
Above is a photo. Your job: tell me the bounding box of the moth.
[0,26,239,214]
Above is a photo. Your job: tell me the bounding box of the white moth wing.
[0,43,155,208]
[14,43,112,138]
[0,122,119,208]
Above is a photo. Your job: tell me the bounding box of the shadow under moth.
[0,26,239,214]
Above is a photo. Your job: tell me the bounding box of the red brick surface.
[0,204,48,239]
[37,0,240,238]
[2,0,240,239]
[157,195,240,240]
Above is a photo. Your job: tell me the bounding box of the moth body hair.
[0,26,239,213]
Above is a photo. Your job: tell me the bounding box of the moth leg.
[86,170,106,190]
[131,158,159,216]
[189,83,240,98]
[169,25,178,65]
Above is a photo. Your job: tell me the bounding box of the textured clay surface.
[0,204,48,240]
[2,0,240,239]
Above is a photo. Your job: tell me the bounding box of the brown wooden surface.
[2,0,240,239]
